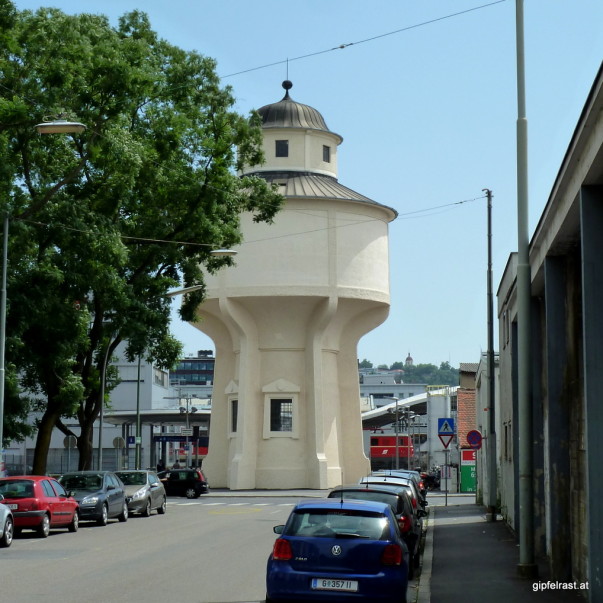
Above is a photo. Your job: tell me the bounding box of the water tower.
[194,82,397,489]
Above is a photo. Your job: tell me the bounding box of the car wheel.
[37,514,51,538]
[97,504,108,526]
[157,497,167,515]
[68,511,79,533]
[0,517,13,548]
[118,501,129,522]
[141,498,151,517]
[185,487,197,499]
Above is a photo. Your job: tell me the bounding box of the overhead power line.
[222,0,508,78]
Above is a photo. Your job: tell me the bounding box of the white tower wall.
[191,84,396,489]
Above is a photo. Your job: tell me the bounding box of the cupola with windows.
[241,81,343,180]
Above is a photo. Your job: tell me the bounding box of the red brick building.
[457,363,478,449]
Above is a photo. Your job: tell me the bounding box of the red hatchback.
[0,476,79,537]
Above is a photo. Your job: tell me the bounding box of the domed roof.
[257,81,335,134]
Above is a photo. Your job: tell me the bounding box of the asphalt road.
[3,491,458,602]
[1,496,296,603]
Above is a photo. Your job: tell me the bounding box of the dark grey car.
[115,470,166,516]
[59,471,128,526]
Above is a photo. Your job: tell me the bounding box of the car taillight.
[419,481,425,490]
[411,497,417,509]
[272,538,293,561]
[398,515,412,533]
[30,500,39,511]
[381,543,403,566]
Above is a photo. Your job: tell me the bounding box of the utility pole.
[484,188,498,521]
[516,0,537,578]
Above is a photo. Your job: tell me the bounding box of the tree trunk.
[32,407,62,474]
[78,416,96,470]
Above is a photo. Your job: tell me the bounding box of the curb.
[416,507,433,603]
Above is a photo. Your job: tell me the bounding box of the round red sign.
[466,429,483,450]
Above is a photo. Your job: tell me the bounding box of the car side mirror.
[273,525,285,534]
[417,509,427,518]
[107,484,115,491]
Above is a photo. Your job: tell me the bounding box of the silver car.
[0,495,14,548]
[115,470,166,517]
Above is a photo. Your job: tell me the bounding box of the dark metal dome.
[256,81,332,132]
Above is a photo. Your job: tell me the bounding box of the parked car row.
[0,469,174,547]
[265,469,429,601]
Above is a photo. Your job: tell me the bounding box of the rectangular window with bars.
[270,398,293,432]
[231,399,238,433]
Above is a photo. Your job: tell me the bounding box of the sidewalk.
[417,502,587,603]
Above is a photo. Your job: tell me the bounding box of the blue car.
[266,498,409,602]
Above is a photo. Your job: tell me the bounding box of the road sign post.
[438,418,455,505]
[438,418,455,449]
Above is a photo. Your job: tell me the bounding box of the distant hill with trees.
[358,359,459,386]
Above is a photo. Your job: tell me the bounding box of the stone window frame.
[262,379,300,439]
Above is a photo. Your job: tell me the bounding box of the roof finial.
[282,79,293,99]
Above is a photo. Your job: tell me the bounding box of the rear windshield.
[330,490,397,512]
[116,472,146,486]
[0,479,34,498]
[60,474,102,491]
[287,509,389,540]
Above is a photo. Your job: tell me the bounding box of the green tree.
[0,4,282,471]
[358,359,373,369]
[388,361,459,386]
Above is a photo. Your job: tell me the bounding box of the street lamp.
[0,117,86,478]
[179,398,198,468]
[164,388,198,468]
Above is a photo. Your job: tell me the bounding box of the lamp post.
[164,387,198,468]
[0,117,85,478]
[180,396,198,468]
[515,0,537,578]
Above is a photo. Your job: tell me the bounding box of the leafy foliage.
[396,361,459,386]
[0,4,283,469]
[363,359,459,386]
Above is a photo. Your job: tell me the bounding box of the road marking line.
[209,507,263,515]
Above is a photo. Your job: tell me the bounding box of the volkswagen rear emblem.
[331,545,342,556]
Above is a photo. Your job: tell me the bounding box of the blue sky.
[13,0,603,368]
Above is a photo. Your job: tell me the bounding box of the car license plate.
[6,504,18,510]
[311,578,358,592]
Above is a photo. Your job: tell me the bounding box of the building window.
[154,368,167,387]
[270,398,293,432]
[275,140,288,157]
[323,145,330,162]
[230,399,238,434]
[262,380,300,438]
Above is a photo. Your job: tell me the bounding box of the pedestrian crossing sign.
[438,418,455,435]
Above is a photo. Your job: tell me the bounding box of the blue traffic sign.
[438,418,455,435]
[467,429,483,450]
